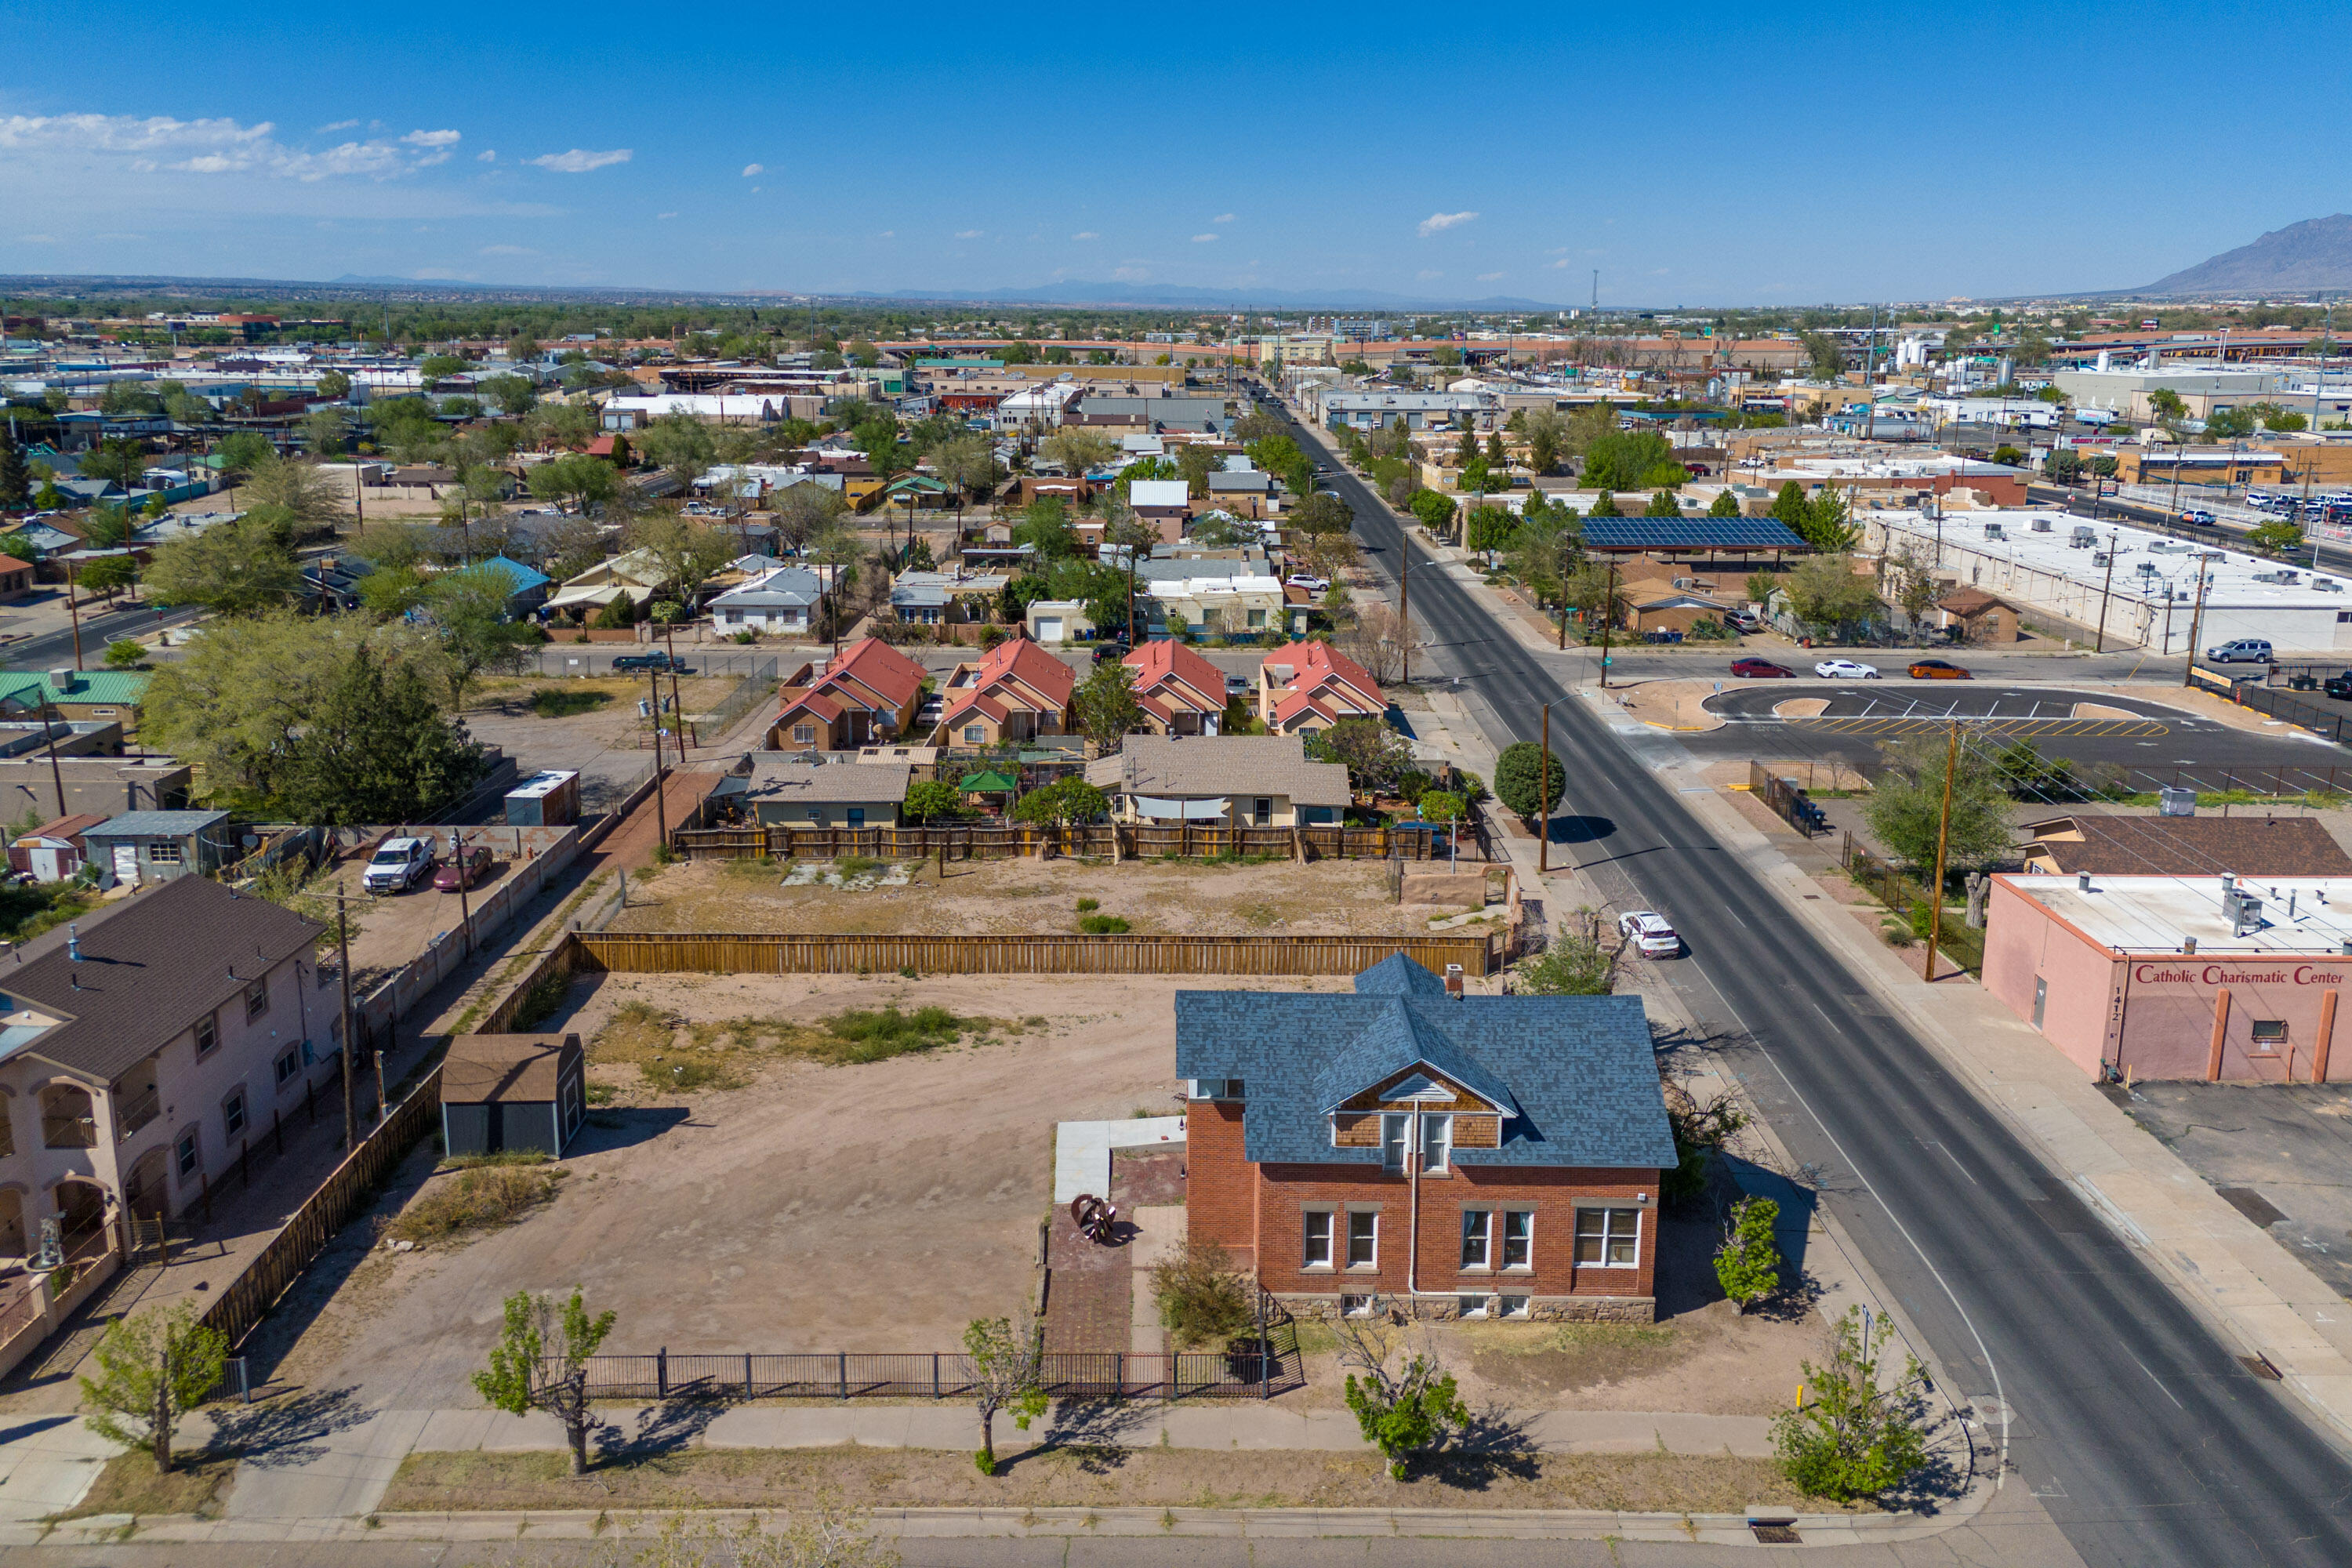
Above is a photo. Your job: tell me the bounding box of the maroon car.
[1730,657,1794,678]
[433,845,493,891]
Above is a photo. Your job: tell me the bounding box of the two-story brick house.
[935,637,1076,748]
[0,876,332,1261]
[771,637,929,752]
[1176,954,1674,1322]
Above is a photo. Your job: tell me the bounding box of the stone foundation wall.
[1276,1292,1654,1325]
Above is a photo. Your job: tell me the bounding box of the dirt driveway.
[613,852,1493,938]
[265,971,1354,1411]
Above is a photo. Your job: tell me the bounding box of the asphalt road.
[1262,387,2352,1566]
[1,597,199,672]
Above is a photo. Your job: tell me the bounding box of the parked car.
[1730,657,1794,678]
[362,837,437,895]
[611,652,695,673]
[1907,659,1973,680]
[433,844,494,891]
[1617,911,1682,958]
[1814,659,1880,680]
[1286,574,1330,592]
[2205,638,2274,664]
[2325,671,2352,702]
[1723,609,1764,633]
[2182,510,2218,527]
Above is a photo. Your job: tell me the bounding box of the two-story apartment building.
[935,637,1076,748]
[0,876,331,1261]
[770,637,930,752]
[1177,954,1674,1323]
[1123,639,1229,737]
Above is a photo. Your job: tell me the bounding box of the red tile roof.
[1260,640,1382,711]
[1124,638,1226,712]
[810,637,926,713]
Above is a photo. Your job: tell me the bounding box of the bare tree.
[1332,1301,1469,1479]
[1338,602,1410,687]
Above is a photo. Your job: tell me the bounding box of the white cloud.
[1477,271,1505,282]
[954,229,983,239]
[1191,233,1218,243]
[1416,269,1443,280]
[318,119,359,133]
[476,149,495,162]
[877,230,895,239]
[741,162,764,177]
[657,211,679,220]
[1417,210,1479,237]
[526,147,630,173]
[1213,212,1236,224]
[481,244,535,256]
[0,111,484,184]
[1546,258,1569,268]
[1071,230,1099,241]
[402,129,461,147]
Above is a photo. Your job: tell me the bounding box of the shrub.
[1075,897,1100,913]
[822,1005,971,1062]
[1494,741,1565,819]
[1715,1196,1781,1312]
[1773,1306,1929,1501]
[103,639,148,670]
[1078,913,1131,934]
[1151,1240,1255,1348]
[834,855,883,877]
[1517,909,1613,995]
[528,686,610,718]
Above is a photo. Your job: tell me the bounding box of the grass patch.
[380,1444,1853,1514]
[833,855,884,878]
[527,687,612,719]
[1078,914,1131,935]
[1075,896,1100,913]
[386,1164,564,1245]
[722,855,779,879]
[588,1000,1000,1087]
[51,1450,234,1521]
[440,1149,551,1172]
[816,1005,977,1063]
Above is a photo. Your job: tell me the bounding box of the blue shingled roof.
[1175,958,1675,1171]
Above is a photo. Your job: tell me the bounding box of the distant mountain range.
[2141,216,2352,296]
[848,281,1573,310]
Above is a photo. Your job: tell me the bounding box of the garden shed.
[441,1033,587,1159]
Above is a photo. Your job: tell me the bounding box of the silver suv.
[2205,638,2274,665]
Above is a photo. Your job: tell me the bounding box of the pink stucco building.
[1984,872,2352,1083]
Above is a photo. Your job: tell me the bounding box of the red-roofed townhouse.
[1124,639,1231,738]
[770,637,928,751]
[1257,641,1385,735]
[935,637,1077,748]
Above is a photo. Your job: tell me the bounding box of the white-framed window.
[1346,1209,1378,1269]
[1460,1208,1492,1270]
[1499,1294,1530,1319]
[1457,1294,1489,1319]
[793,724,816,745]
[1380,1113,1407,1174]
[222,1087,247,1141]
[243,976,269,1021]
[174,1127,199,1179]
[149,840,183,865]
[1501,1208,1534,1270]
[1574,1207,1641,1268]
[274,1047,301,1089]
[193,1011,218,1058]
[1302,1210,1334,1270]
[1253,797,1272,822]
[1193,1079,1244,1102]
[964,724,985,744]
[1420,1114,1452,1174]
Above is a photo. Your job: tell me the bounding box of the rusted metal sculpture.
[1069,1192,1120,1245]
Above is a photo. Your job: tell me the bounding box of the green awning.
[959,770,1018,793]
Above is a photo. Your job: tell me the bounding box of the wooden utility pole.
[65,566,82,671]
[648,663,669,844]
[336,887,355,1149]
[2183,554,2212,681]
[2092,534,2118,652]
[1923,724,1959,983]
[1596,559,1619,689]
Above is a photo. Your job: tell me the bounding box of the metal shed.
[440,1033,587,1159]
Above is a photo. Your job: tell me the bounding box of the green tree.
[1407,488,1456,534]
[479,374,538,417]
[931,435,1001,497]
[105,637,148,669]
[1038,428,1117,474]
[1011,496,1077,560]
[1338,1309,1471,1479]
[77,553,136,604]
[80,1302,227,1475]
[1073,660,1143,755]
[213,431,276,480]
[315,368,352,401]
[1505,495,1582,609]
[2249,519,2306,557]
[627,513,735,604]
[145,518,303,615]
[1705,488,1740,518]
[1000,340,1040,365]
[1769,480,1809,537]
[1643,489,1681,517]
[278,648,483,826]
[1522,407,1565,474]
[636,412,717,489]
[81,437,151,492]
[963,1312,1047,1475]
[1782,554,1880,638]
[1861,731,2011,873]
[1802,486,1857,551]
[1011,776,1109,827]
[236,454,351,539]
[424,562,541,711]
[902,779,970,824]
[2041,448,2083,485]
[1581,429,1675,492]
[1518,912,1615,995]
[1174,441,1218,498]
[416,354,466,387]
[526,453,621,511]
[1465,504,1517,562]
[1494,740,1564,819]
[473,1288,616,1478]
[0,439,27,511]
[1772,1306,1929,1503]
[1587,489,1620,517]
[1306,717,1415,796]
[1715,1196,1781,1313]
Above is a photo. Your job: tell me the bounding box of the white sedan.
[1286,574,1330,592]
[1617,911,1682,959]
[1813,659,1880,680]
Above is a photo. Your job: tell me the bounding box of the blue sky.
[2,1,2341,306]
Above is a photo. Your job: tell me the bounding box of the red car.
[433,845,493,891]
[1730,658,1795,678]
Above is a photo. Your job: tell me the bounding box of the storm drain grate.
[2241,1354,2284,1381]
[1751,1522,1802,1544]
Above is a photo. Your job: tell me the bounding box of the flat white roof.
[2009,873,2352,955]
[506,770,579,800]
[1868,508,2350,612]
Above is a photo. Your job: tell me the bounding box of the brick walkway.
[1043,1147,1187,1354]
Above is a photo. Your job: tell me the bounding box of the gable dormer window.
[1420,1113,1452,1174]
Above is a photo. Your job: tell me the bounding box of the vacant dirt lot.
[382,1444,1842,1514]
[612,852,1494,938]
[263,971,1356,1411]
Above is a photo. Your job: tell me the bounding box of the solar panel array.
[1581,519,1809,550]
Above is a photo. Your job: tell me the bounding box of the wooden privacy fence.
[673,822,1446,865]
[565,1345,1302,1402]
[574,929,1501,978]
[198,1065,445,1349]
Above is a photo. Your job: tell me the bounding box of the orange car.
[1907,659,1972,680]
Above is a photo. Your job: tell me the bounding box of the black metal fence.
[562,1343,1304,1403]
[1749,762,1829,837]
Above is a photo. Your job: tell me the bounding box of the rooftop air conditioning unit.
[1984,523,2005,539]
[2031,517,2053,532]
